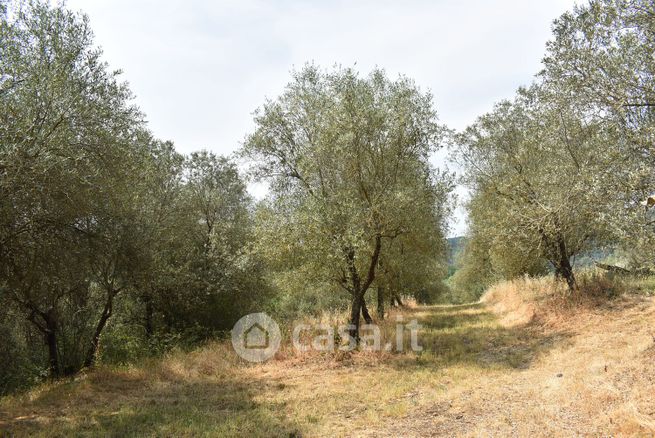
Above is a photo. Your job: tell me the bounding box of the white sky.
[67,0,577,236]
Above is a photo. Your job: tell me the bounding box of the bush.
[414,281,451,305]
[0,320,46,395]
[577,271,625,299]
[628,275,655,296]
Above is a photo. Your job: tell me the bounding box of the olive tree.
[374,170,453,313]
[541,0,655,269]
[0,0,146,375]
[163,151,268,332]
[455,86,614,291]
[244,65,451,340]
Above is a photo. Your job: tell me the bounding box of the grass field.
[1,277,655,437]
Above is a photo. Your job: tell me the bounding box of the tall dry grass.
[273,300,422,365]
[480,275,558,327]
[480,271,632,328]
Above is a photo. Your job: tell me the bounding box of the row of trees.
[453,0,654,295]
[4,0,652,391]
[1,0,453,391]
[0,1,269,388]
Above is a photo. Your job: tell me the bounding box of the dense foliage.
[0,1,453,392]
[0,1,269,392]
[244,66,453,338]
[1,0,652,395]
[453,0,654,295]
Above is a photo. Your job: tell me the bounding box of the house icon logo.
[231,313,281,362]
[244,322,269,349]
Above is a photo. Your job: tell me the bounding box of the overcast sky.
[67,0,577,236]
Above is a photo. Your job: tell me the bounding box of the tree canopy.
[2,0,653,396]
[244,65,453,339]
[453,0,654,294]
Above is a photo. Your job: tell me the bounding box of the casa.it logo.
[231,312,282,362]
[232,312,423,362]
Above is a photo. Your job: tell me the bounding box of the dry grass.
[1,276,654,437]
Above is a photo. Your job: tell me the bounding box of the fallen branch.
[595,263,631,274]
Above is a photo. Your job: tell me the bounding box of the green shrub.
[0,321,46,395]
[577,271,625,298]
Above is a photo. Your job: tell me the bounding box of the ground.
[1,285,654,437]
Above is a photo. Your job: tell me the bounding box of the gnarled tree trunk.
[361,298,373,324]
[377,285,385,320]
[26,305,61,378]
[43,310,60,378]
[83,288,119,368]
[349,293,363,342]
[556,238,577,292]
[347,234,382,343]
[144,291,154,339]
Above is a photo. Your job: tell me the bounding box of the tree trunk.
[346,234,383,343]
[43,310,60,378]
[559,258,577,292]
[557,239,577,292]
[377,285,385,320]
[595,263,631,274]
[83,290,117,368]
[349,293,363,343]
[144,292,153,339]
[361,298,373,324]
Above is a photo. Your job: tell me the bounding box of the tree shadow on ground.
[390,303,572,371]
[0,303,576,437]
[0,368,301,437]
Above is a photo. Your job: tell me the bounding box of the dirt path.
[365,296,655,437]
[1,297,654,437]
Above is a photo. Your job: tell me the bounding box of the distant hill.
[573,246,619,269]
[446,236,617,272]
[447,236,466,268]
